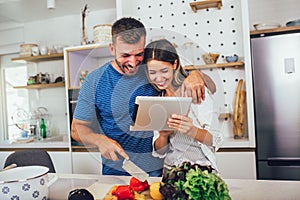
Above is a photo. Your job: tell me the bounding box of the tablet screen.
[130,96,192,131]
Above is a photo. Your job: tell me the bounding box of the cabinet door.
[49,151,72,173]
[0,151,72,173]
[72,152,102,174]
[216,151,256,179]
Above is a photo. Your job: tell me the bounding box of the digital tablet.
[130,96,192,131]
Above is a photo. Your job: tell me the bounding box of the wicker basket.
[20,44,38,57]
[93,24,112,45]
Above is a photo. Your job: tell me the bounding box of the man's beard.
[115,59,139,75]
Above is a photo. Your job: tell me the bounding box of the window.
[0,53,30,140]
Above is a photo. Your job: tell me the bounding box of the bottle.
[40,118,47,139]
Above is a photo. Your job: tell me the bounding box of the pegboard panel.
[119,0,246,140]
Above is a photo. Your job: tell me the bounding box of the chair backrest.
[4,149,56,173]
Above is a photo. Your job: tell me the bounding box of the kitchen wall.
[0,0,299,176]
[0,8,117,138]
[248,0,300,29]
[118,0,253,145]
[0,0,298,141]
[0,8,116,54]
[0,0,299,59]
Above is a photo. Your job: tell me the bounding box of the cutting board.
[87,182,153,200]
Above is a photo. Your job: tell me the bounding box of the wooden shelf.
[68,87,81,90]
[72,145,99,152]
[13,82,65,89]
[250,25,300,36]
[11,53,64,63]
[218,113,231,120]
[184,61,244,70]
[190,0,222,13]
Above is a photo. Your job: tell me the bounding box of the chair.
[4,149,56,173]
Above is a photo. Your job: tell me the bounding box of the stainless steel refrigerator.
[251,31,300,180]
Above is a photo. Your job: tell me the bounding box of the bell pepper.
[129,177,149,192]
[112,185,135,200]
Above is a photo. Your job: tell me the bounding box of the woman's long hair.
[143,39,187,91]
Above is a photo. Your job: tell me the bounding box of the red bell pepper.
[112,185,135,200]
[129,177,149,192]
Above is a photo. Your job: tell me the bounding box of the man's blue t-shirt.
[74,62,163,175]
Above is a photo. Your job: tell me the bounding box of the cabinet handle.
[267,157,300,166]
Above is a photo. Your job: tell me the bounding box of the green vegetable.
[160,162,231,200]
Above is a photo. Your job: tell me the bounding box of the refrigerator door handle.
[267,157,300,166]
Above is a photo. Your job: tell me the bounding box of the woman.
[143,39,223,173]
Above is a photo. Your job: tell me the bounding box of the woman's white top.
[152,88,224,172]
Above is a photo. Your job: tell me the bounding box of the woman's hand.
[167,114,213,145]
[154,130,174,153]
[167,114,197,136]
[158,130,174,137]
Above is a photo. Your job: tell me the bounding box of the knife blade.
[122,159,149,181]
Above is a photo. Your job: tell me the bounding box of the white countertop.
[48,173,300,200]
[0,135,70,149]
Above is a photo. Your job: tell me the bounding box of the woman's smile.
[155,79,168,88]
[147,60,175,90]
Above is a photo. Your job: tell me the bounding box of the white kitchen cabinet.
[216,151,256,179]
[48,151,72,173]
[71,152,102,174]
[64,44,114,138]
[0,151,72,173]
[0,151,12,169]
[70,150,257,178]
[63,44,113,130]
[64,44,113,174]
[64,44,112,90]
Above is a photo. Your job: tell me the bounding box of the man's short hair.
[111,17,146,44]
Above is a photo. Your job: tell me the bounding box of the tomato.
[112,185,134,200]
[129,177,149,192]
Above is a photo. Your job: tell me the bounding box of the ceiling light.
[47,0,55,9]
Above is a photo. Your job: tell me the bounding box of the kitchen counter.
[49,174,300,200]
[0,135,70,150]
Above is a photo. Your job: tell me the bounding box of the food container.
[286,19,300,27]
[20,44,38,57]
[0,166,54,199]
[31,46,40,56]
[225,54,239,63]
[202,52,220,64]
[93,24,112,45]
[253,23,281,30]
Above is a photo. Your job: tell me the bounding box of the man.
[71,17,208,176]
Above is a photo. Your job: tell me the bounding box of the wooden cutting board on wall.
[233,79,246,138]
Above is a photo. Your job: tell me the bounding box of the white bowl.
[0,166,50,199]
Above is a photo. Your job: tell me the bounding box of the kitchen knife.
[122,159,149,181]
